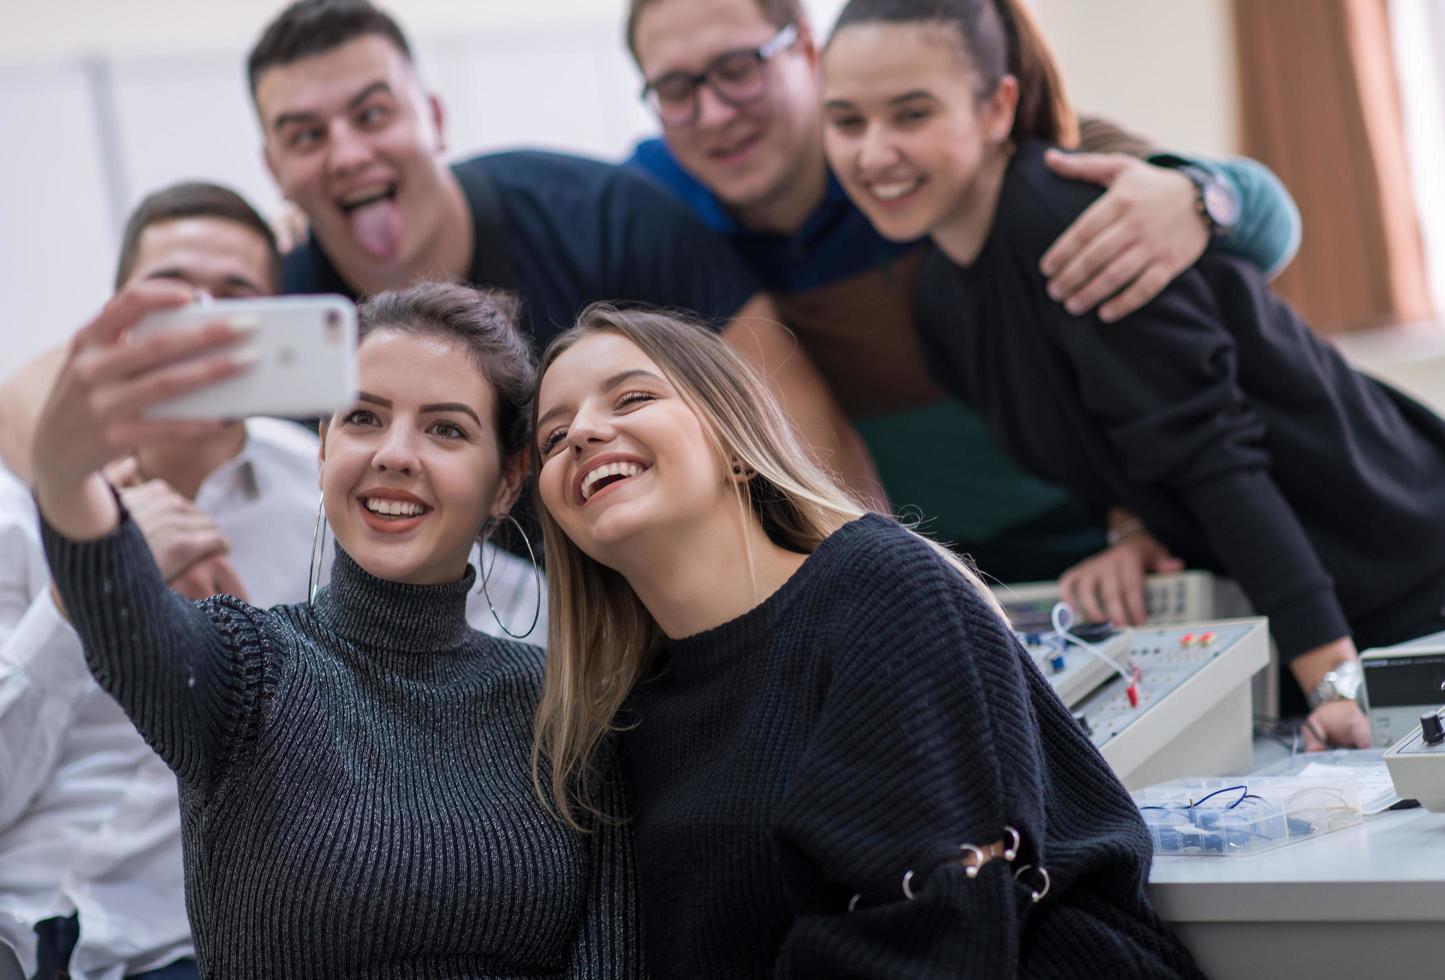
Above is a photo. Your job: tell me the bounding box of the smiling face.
[534,331,734,564]
[255,35,453,275]
[321,329,517,586]
[821,22,1014,243]
[633,0,821,218]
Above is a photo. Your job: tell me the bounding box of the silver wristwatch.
[1308,659,1365,708]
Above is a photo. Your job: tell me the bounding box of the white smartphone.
[131,295,358,420]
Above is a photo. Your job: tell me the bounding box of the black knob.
[1422,711,1445,746]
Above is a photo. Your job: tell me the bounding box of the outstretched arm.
[32,281,269,787]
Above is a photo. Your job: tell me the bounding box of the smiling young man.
[247,0,881,505]
[623,0,1302,583]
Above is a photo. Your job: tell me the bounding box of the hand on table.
[1301,699,1373,752]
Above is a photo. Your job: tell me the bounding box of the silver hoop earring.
[308,492,328,606]
[480,513,542,639]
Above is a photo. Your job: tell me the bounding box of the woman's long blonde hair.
[530,305,1001,829]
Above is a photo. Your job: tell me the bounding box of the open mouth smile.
[575,456,652,506]
[357,490,432,532]
[865,176,926,205]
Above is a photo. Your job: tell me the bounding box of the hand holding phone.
[31,281,244,539]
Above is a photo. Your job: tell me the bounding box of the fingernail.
[1065,298,1084,315]
[1047,284,1062,300]
[1099,308,1117,323]
[230,348,260,370]
[228,314,260,337]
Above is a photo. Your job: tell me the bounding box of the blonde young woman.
[530,305,1200,978]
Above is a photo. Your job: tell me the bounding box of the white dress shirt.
[0,418,546,979]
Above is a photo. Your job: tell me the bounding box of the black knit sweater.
[41,511,639,980]
[618,515,1200,979]
[913,139,1445,675]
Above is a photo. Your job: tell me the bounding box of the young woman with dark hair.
[29,280,638,978]
[530,304,1200,977]
[821,0,1445,744]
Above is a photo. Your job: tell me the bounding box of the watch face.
[1203,180,1240,231]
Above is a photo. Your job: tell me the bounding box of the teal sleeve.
[1150,153,1302,281]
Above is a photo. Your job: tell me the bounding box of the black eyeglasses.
[640,24,800,127]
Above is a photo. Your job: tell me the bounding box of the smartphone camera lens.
[325,309,342,344]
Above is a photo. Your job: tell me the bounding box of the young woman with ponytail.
[624,0,1302,607]
[822,0,1445,743]
[529,303,1202,977]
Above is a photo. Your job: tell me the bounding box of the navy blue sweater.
[619,514,1199,978]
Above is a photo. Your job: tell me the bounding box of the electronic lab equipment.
[1023,617,1271,790]
[1383,690,1445,812]
[999,572,1280,720]
[1360,643,1445,746]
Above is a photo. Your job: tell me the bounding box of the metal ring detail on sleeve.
[1014,864,1051,903]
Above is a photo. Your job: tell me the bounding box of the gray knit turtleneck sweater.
[42,512,639,979]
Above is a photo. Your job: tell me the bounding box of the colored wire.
[1189,784,1250,809]
[1050,602,1134,687]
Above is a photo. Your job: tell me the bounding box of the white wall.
[0,0,1237,381]
[0,2,657,380]
[0,1,621,64]
[1391,0,1445,313]
[1031,0,1240,157]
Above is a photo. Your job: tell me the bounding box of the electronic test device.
[1010,610,1270,790]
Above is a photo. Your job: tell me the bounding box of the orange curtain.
[1233,0,1433,332]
